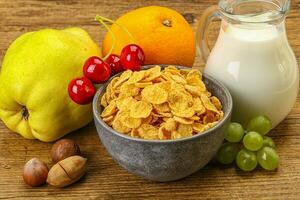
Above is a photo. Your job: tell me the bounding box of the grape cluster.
[217,115,279,171]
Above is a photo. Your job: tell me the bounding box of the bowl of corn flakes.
[93,65,232,182]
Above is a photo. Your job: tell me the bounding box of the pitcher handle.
[196,6,220,63]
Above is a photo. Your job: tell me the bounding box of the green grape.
[257,147,279,170]
[225,122,245,143]
[243,131,264,151]
[263,136,276,148]
[247,115,272,135]
[217,142,239,165]
[236,148,257,171]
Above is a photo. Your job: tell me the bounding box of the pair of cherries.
[68,44,145,105]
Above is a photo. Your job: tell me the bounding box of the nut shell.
[23,158,49,187]
[47,155,87,187]
[50,139,81,163]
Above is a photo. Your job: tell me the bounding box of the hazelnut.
[47,155,87,187]
[23,158,49,187]
[51,139,81,163]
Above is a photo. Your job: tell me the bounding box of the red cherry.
[83,56,112,84]
[106,54,123,74]
[68,77,96,105]
[120,44,145,71]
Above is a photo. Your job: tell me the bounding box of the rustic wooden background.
[0,0,299,199]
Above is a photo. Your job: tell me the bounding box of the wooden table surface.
[0,0,299,199]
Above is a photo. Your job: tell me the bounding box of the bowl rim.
[93,65,232,144]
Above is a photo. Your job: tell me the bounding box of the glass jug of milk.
[197,0,299,127]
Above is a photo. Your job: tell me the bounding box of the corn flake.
[101,93,108,107]
[184,85,202,96]
[177,124,193,136]
[119,111,142,129]
[135,82,153,88]
[193,123,206,132]
[158,125,172,139]
[101,100,117,118]
[143,65,161,82]
[113,70,132,88]
[193,97,204,112]
[154,102,171,113]
[130,101,153,118]
[119,83,140,97]
[200,93,220,114]
[173,116,194,125]
[137,124,159,140]
[210,96,222,110]
[116,96,136,111]
[164,118,177,131]
[103,115,114,123]
[142,84,168,104]
[169,74,187,84]
[127,71,145,84]
[112,113,131,134]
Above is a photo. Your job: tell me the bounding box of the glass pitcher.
[197,0,299,127]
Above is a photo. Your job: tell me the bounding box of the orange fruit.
[102,6,196,67]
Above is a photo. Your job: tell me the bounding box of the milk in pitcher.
[205,21,298,126]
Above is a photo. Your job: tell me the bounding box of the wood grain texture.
[0,0,299,199]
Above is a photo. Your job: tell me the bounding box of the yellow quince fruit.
[0,28,101,142]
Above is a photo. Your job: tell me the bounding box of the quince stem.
[95,15,136,60]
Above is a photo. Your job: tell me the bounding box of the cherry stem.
[95,15,136,44]
[95,16,116,60]
[98,16,136,43]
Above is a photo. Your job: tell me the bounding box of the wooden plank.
[0,0,299,199]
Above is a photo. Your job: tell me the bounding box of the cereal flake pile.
[100,66,224,140]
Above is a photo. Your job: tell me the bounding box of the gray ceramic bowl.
[93,65,232,182]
